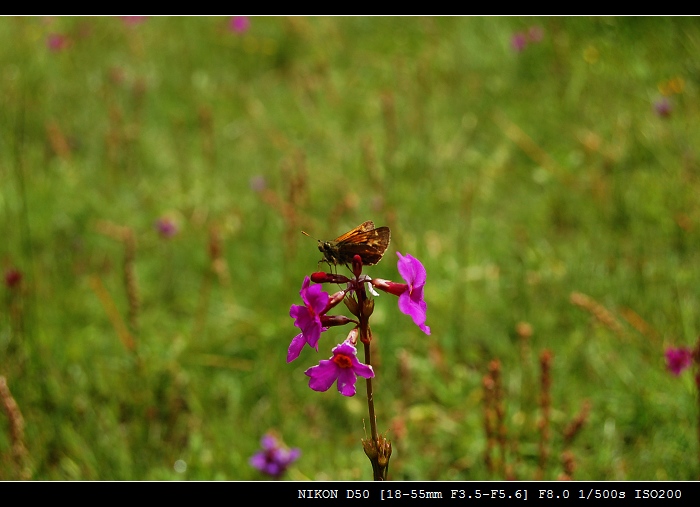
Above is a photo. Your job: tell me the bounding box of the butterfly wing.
[336,226,391,265]
[332,221,376,243]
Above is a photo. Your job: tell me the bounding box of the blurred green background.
[1,16,699,480]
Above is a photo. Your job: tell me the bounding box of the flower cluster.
[249,433,300,478]
[287,251,430,396]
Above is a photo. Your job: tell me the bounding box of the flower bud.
[346,327,359,346]
[311,272,350,284]
[371,278,407,297]
[352,255,363,278]
[320,315,354,327]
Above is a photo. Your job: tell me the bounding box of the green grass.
[1,16,699,480]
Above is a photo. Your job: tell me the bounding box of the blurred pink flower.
[511,32,528,52]
[230,16,250,34]
[47,33,68,52]
[155,217,178,238]
[665,346,692,376]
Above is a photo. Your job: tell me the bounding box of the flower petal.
[398,291,425,326]
[261,434,278,450]
[287,333,307,363]
[351,359,375,379]
[397,252,426,288]
[249,451,267,469]
[289,303,305,320]
[336,368,358,396]
[298,276,311,297]
[305,360,338,392]
[304,282,330,314]
[334,341,357,357]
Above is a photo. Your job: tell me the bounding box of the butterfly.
[303,220,391,268]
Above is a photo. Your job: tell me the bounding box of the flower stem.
[357,280,390,480]
[362,333,378,443]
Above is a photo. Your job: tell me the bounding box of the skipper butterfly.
[303,220,391,268]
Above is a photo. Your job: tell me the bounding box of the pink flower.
[287,277,330,362]
[230,16,250,34]
[369,253,431,335]
[665,346,693,376]
[396,252,431,335]
[511,32,528,52]
[304,341,374,397]
[47,33,68,52]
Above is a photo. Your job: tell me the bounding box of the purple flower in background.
[665,346,693,376]
[155,217,178,238]
[304,341,374,397]
[396,252,431,335]
[287,277,330,362]
[47,33,68,52]
[249,433,300,478]
[511,32,528,52]
[230,16,250,34]
[654,97,673,118]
